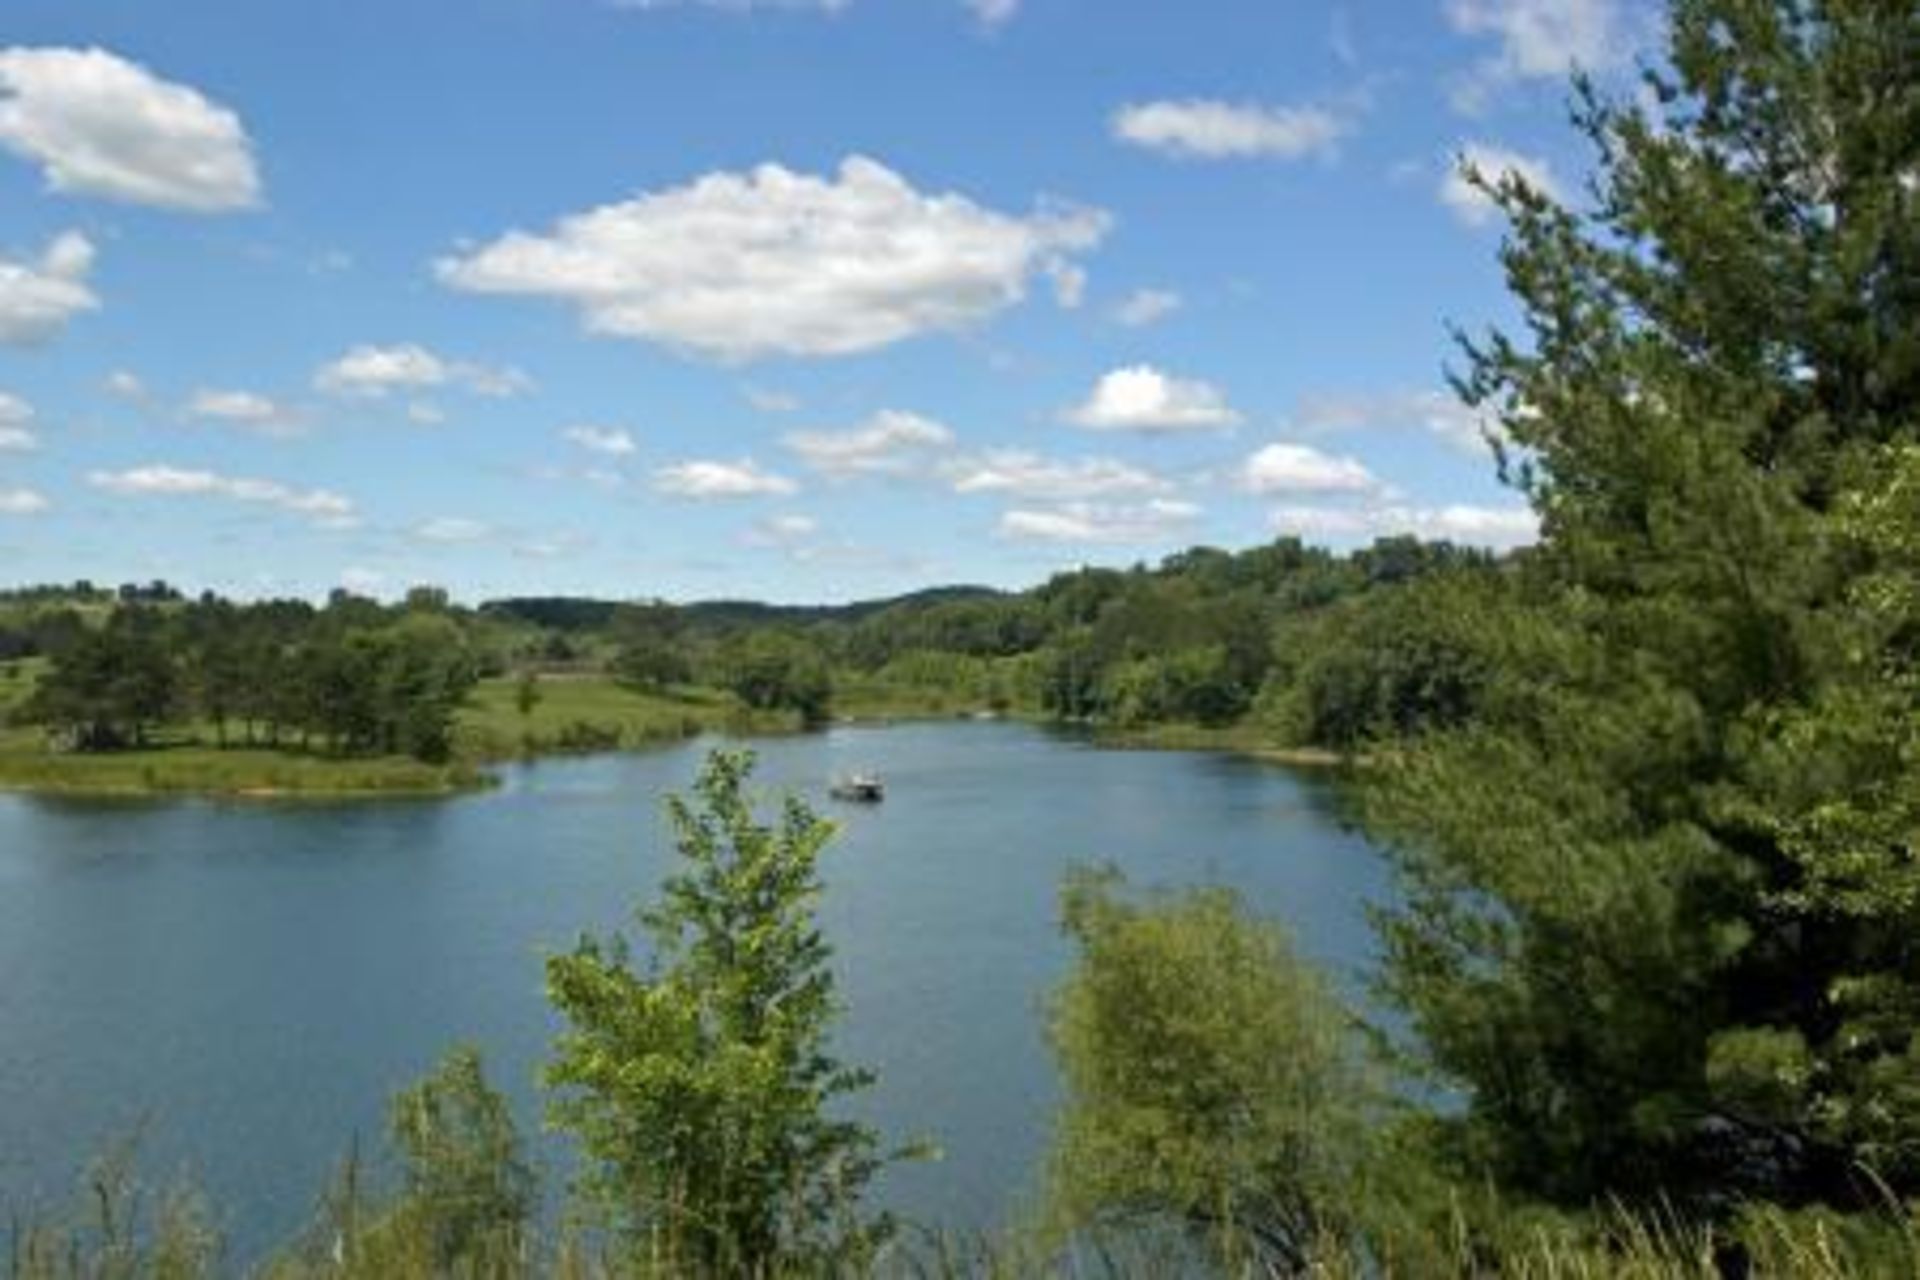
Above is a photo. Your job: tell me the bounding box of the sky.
[0,0,1654,604]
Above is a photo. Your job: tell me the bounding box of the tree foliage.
[1044,868,1376,1274]
[543,750,898,1274]
[1371,0,1920,1208]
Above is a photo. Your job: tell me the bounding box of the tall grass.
[11,1164,1917,1280]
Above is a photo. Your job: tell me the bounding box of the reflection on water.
[0,722,1388,1260]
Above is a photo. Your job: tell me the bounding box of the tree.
[514,670,541,720]
[1372,0,1920,1209]
[1044,868,1376,1273]
[386,1045,535,1271]
[543,750,900,1273]
[721,632,832,725]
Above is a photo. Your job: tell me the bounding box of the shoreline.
[0,707,1363,802]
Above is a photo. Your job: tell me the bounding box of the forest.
[5,0,1918,1274]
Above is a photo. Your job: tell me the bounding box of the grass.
[0,670,796,800]
[453,675,797,761]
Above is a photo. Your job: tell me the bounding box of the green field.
[0,670,804,798]
[453,675,796,760]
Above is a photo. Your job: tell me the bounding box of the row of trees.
[16,601,479,762]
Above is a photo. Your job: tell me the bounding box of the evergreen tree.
[1372,0,1919,1207]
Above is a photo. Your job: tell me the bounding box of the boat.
[829,773,885,803]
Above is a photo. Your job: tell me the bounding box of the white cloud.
[437,155,1110,361]
[1294,388,1500,453]
[1269,501,1538,547]
[998,498,1201,545]
[1065,364,1241,432]
[1112,288,1181,328]
[966,0,1021,27]
[339,566,387,595]
[406,401,446,426]
[652,458,798,499]
[0,230,97,345]
[784,409,954,478]
[0,487,48,515]
[1239,442,1379,495]
[947,450,1170,501]
[0,391,36,450]
[87,464,354,524]
[1447,0,1630,81]
[1045,258,1087,308]
[1440,142,1562,226]
[104,369,147,401]
[0,46,260,211]
[744,513,821,548]
[1113,99,1347,161]
[563,424,638,456]
[185,388,302,436]
[414,516,490,543]
[744,386,800,414]
[314,343,531,399]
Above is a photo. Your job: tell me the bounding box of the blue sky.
[0,0,1649,603]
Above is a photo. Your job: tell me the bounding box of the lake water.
[0,721,1390,1261]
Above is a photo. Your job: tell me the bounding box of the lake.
[0,721,1390,1261]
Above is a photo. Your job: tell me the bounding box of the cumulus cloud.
[1112,288,1181,328]
[1294,388,1501,454]
[1269,501,1538,547]
[1447,0,1631,84]
[185,388,302,436]
[414,516,491,543]
[563,424,638,456]
[947,450,1170,501]
[966,0,1020,27]
[652,458,798,499]
[0,230,97,345]
[1238,442,1379,495]
[0,487,48,514]
[1439,142,1562,226]
[87,464,355,524]
[437,156,1110,361]
[314,343,531,399]
[1065,364,1241,432]
[784,410,954,478]
[0,391,37,450]
[998,498,1201,545]
[0,46,260,211]
[1113,99,1347,161]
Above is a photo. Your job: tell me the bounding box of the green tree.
[721,631,832,725]
[543,749,900,1273]
[1372,0,1920,1208]
[1044,868,1377,1274]
[386,1045,535,1271]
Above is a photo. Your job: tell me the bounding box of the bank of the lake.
[0,720,1390,1264]
[0,675,804,799]
[0,664,1349,799]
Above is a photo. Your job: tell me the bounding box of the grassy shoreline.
[0,675,798,801]
[0,674,1356,800]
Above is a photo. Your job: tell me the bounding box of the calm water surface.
[0,722,1388,1259]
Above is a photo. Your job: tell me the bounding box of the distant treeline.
[3,532,1507,756]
